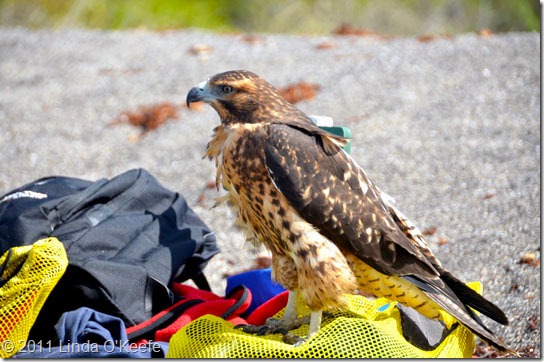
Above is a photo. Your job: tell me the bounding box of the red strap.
[128,283,253,343]
[246,290,289,325]
[127,298,204,342]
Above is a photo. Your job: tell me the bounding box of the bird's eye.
[220,85,234,94]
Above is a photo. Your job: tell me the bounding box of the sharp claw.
[283,333,306,345]
[257,326,272,335]
[234,324,263,334]
[274,328,289,335]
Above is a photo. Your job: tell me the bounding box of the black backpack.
[0,168,219,342]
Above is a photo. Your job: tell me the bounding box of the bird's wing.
[264,123,510,350]
[264,122,441,280]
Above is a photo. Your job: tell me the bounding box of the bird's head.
[186,70,307,124]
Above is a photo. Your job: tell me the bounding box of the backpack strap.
[127,299,205,342]
[221,286,251,319]
[44,178,109,228]
[127,284,252,344]
[246,290,289,325]
[191,272,211,292]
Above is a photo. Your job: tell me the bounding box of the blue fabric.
[14,307,168,358]
[226,268,286,315]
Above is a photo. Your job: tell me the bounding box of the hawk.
[186,70,508,350]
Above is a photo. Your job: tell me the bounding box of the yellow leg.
[307,310,323,338]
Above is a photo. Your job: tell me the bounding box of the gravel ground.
[0,28,539,356]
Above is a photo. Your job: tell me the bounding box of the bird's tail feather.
[404,275,509,351]
[440,269,509,325]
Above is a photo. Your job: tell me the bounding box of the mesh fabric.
[0,238,68,358]
[167,283,481,358]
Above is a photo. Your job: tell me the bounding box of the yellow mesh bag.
[167,282,481,358]
[0,237,68,358]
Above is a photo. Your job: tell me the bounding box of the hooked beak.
[186,80,209,108]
